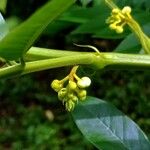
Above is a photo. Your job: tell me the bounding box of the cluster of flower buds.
[51,74,91,111]
[106,6,132,33]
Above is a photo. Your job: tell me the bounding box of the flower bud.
[68,93,74,99]
[58,88,67,101]
[122,6,131,14]
[72,96,78,102]
[109,23,117,30]
[78,90,87,99]
[80,96,86,101]
[68,93,78,103]
[77,77,91,88]
[116,26,123,33]
[65,100,75,111]
[51,79,63,92]
[68,81,77,90]
[112,8,120,14]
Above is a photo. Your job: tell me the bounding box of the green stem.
[0,51,150,79]
[127,19,150,54]
[23,54,94,74]
[105,0,118,9]
[102,52,150,70]
[104,0,150,54]
[0,64,24,79]
[25,47,86,60]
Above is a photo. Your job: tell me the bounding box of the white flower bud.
[122,6,131,14]
[77,77,91,88]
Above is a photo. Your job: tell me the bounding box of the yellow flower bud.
[116,26,123,33]
[78,90,87,99]
[109,23,117,30]
[58,88,67,101]
[112,8,120,14]
[77,77,91,88]
[80,96,86,101]
[68,81,77,90]
[51,79,63,92]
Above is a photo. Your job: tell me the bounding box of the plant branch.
[25,47,86,60]
[1,49,150,79]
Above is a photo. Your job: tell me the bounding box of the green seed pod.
[68,81,77,90]
[51,79,63,92]
[77,77,91,88]
[58,88,67,101]
[65,100,75,112]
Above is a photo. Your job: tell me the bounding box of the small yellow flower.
[51,79,63,92]
[68,81,77,90]
[51,66,91,111]
[106,6,132,34]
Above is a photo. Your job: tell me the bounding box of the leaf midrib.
[80,102,130,150]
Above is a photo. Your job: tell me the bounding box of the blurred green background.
[0,0,150,149]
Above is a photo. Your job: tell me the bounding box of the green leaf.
[115,0,150,10]
[115,23,150,53]
[0,0,7,13]
[93,10,150,39]
[72,96,150,150]
[0,0,75,60]
[80,0,92,6]
[60,5,102,24]
[0,13,8,40]
[64,3,122,38]
[115,33,140,53]
[68,4,128,39]
[44,21,73,37]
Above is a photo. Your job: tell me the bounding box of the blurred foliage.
[0,0,150,149]
[0,74,96,149]
[0,0,7,13]
[0,13,8,40]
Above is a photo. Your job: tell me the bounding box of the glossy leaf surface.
[0,13,8,40]
[0,0,75,60]
[115,23,150,53]
[72,96,150,150]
